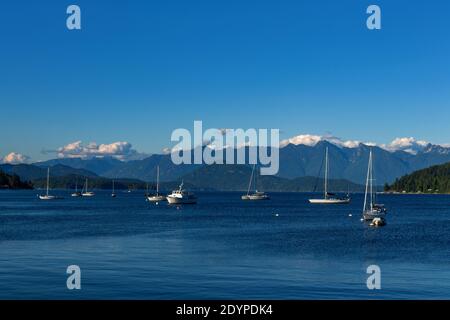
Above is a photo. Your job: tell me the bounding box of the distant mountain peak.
[280,134,449,155]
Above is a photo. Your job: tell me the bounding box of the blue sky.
[1,0,450,161]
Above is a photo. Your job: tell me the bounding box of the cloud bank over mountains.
[280,134,445,155]
[50,141,149,161]
[1,135,449,164]
[2,152,30,164]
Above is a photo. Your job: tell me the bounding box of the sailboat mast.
[363,150,371,212]
[324,147,328,198]
[46,167,50,196]
[370,151,373,210]
[156,166,159,195]
[247,164,255,195]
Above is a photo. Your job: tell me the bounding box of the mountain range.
[0,163,98,181]
[31,139,450,185]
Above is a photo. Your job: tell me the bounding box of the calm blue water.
[0,190,449,299]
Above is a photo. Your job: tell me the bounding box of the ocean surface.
[0,190,449,299]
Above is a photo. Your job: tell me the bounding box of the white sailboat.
[39,168,58,200]
[167,181,197,204]
[147,166,166,202]
[81,178,95,197]
[241,164,269,200]
[308,147,350,204]
[71,178,81,197]
[363,149,387,221]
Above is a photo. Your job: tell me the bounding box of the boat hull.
[246,195,270,200]
[309,198,350,204]
[147,195,166,202]
[167,196,196,204]
[363,210,386,221]
[82,192,95,197]
[39,195,58,200]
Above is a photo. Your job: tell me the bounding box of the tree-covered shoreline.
[385,162,450,194]
[0,170,33,189]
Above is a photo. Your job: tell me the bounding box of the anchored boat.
[39,168,58,200]
[308,147,350,204]
[362,149,387,221]
[241,164,269,200]
[81,178,95,197]
[147,166,166,202]
[167,181,197,204]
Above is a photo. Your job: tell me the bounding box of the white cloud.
[382,137,430,154]
[55,141,148,161]
[280,134,322,147]
[2,152,30,164]
[280,134,363,149]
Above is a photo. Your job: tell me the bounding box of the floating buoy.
[349,213,352,217]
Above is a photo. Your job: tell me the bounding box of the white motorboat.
[39,168,59,200]
[308,147,350,204]
[147,166,166,202]
[167,182,197,204]
[362,149,387,220]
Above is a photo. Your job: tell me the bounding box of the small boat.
[167,181,197,204]
[71,178,81,197]
[241,164,270,200]
[81,178,95,197]
[309,147,350,204]
[39,168,59,200]
[147,166,166,202]
[370,217,386,227]
[242,191,270,200]
[111,180,116,198]
[362,149,387,221]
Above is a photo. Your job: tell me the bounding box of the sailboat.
[71,177,81,197]
[147,166,166,202]
[363,149,387,221]
[81,178,95,197]
[241,164,269,200]
[111,180,116,198]
[39,168,58,200]
[309,147,350,204]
